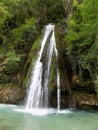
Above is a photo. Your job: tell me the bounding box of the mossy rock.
[49,52,57,93]
[0,83,23,104]
[23,36,42,88]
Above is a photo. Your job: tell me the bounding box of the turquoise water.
[0,104,98,130]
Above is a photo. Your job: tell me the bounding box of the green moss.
[23,36,42,88]
[3,51,20,74]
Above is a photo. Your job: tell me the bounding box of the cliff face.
[0,33,97,110]
[0,0,97,110]
[0,31,98,110]
[49,32,98,110]
[0,84,22,104]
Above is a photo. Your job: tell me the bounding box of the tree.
[36,0,65,24]
[0,2,12,28]
[65,0,98,77]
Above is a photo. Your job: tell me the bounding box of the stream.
[0,104,98,130]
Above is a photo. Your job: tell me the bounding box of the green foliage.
[65,0,98,77]
[0,0,39,86]
[0,0,38,27]
[0,74,10,83]
[12,17,36,39]
[5,51,20,74]
[36,0,65,24]
[0,2,12,27]
[73,0,79,7]
[11,17,37,54]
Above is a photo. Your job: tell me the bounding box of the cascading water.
[53,31,60,110]
[57,70,60,110]
[25,24,60,110]
[42,33,54,107]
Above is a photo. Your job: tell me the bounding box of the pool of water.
[0,104,98,130]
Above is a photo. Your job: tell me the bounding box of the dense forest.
[0,0,65,85]
[0,0,98,109]
[66,0,98,92]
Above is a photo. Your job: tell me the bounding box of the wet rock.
[0,84,23,104]
[73,92,98,110]
[23,36,41,88]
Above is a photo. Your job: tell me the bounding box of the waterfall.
[57,70,60,110]
[25,24,60,110]
[53,31,60,110]
[42,33,54,107]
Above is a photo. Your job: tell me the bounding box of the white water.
[25,24,60,111]
[57,70,60,110]
[43,32,54,107]
[52,30,60,110]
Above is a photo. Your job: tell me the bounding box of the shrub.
[4,51,20,74]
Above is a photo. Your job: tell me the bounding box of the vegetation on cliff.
[0,0,65,87]
[0,0,38,86]
[0,0,98,106]
[65,0,98,92]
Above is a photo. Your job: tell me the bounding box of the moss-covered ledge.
[23,36,42,89]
